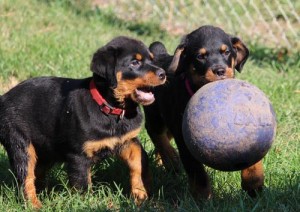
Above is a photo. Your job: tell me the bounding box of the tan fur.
[220,44,227,52]
[225,67,234,78]
[232,57,235,69]
[241,160,264,191]
[199,48,207,55]
[149,52,154,60]
[24,143,42,209]
[205,68,234,82]
[83,127,141,158]
[87,167,92,185]
[168,47,184,72]
[151,132,179,171]
[118,141,149,203]
[114,72,164,103]
[135,53,143,61]
[233,40,247,65]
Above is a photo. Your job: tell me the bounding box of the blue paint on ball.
[182,79,276,171]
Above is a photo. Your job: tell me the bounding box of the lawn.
[0,0,299,211]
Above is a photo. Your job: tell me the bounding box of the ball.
[182,79,276,171]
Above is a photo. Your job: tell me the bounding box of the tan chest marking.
[83,127,141,158]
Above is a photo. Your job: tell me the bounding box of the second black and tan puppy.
[144,25,264,199]
[0,36,166,208]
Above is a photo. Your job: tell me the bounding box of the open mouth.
[132,87,155,105]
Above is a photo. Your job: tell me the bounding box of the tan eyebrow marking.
[199,48,207,55]
[220,44,228,52]
[135,53,143,61]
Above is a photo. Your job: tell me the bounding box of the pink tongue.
[135,89,155,104]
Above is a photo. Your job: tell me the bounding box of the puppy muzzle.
[211,65,227,77]
[144,62,166,82]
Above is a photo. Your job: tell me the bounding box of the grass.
[0,0,299,211]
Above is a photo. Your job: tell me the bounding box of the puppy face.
[91,36,166,105]
[171,25,249,89]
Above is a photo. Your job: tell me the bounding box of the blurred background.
[93,0,300,50]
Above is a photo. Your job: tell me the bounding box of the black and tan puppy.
[144,25,264,199]
[0,36,166,208]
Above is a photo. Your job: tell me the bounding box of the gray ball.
[182,79,276,171]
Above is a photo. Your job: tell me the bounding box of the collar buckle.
[119,110,125,119]
[90,79,125,117]
[99,103,112,115]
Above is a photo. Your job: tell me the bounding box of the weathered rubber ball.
[182,79,276,171]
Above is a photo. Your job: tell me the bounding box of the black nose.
[213,68,226,76]
[157,69,166,80]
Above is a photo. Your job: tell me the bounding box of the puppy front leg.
[35,162,49,192]
[241,160,264,197]
[176,137,212,200]
[144,109,179,171]
[66,154,92,191]
[118,138,151,204]
[149,132,180,171]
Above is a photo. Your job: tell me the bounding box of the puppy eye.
[196,54,207,60]
[224,50,230,56]
[130,60,142,67]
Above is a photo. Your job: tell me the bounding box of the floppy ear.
[231,37,249,72]
[90,45,118,88]
[149,41,168,56]
[168,36,187,73]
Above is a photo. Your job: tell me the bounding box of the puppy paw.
[189,177,212,200]
[242,183,264,198]
[155,147,180,173]
[190,185,212,200]
[29,198,42,209]
[132,187,148,205]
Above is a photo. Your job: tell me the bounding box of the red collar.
[185,78,195,96]
[89,80,125,118]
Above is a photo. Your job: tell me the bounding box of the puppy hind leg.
[6,141,42,209]
[24,143,42,208]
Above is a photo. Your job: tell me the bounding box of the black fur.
[0,36,166,208]
[144,25,257,199]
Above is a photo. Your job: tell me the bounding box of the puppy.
[0,36,166,208]
[144,25,264,199]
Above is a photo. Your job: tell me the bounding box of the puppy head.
[169,25,249,89]
[91,36,166,105]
